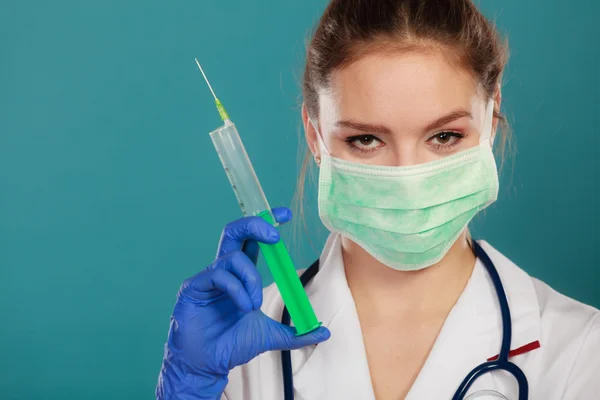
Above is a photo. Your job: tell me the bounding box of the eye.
[345,134,384,153]
[427,131,465,150]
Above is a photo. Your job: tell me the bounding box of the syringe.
[195,59,322,336]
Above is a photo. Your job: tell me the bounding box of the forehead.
[319,50,482,124]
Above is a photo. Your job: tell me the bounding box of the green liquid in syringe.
[256,210,322,336]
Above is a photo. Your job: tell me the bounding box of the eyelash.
[427,131,466,151]
[345,131,466,153]
[344,135,384,153]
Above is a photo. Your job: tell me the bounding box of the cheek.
[325,137,357,159]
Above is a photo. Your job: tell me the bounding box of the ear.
[491,83,503,144]
[301,103,320,161]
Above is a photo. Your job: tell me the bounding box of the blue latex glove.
[156,207,331,400]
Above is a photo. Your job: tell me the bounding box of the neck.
[343,232,476,320]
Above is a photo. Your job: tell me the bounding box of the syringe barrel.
[209,121,274,220]
[209,121,321,336]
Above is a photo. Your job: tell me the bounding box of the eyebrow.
[335,120,392,134]
[424,110,472,131]
[335,109,472,134]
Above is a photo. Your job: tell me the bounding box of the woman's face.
[304,50,498,166]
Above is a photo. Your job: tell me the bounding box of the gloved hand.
[156,207,331,400]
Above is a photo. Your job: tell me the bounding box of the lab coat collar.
[292,235,541,400]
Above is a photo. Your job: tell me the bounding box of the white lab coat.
[223,234,600,399]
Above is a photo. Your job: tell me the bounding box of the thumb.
[263,318,331,352]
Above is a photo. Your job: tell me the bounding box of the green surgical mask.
[314,100,499,271]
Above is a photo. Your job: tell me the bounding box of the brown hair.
[292,0,511,247]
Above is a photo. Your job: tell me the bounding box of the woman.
[157,1,600,399]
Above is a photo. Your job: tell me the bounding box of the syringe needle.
[195,58,218,101]
[195,58,230,122]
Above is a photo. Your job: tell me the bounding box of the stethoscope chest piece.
[465,390,508,400]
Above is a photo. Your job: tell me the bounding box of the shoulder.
[532,277,600,337]
[532,278,600,395]
[532,277,600,367]
[482,241,600,393]
[481,240,599,338]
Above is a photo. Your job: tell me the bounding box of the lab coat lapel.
[406,240,541,399]
[293,234,376,400]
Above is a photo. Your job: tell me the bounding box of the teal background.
[1,0,598,398]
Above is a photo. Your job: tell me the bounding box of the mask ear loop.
[480,99,496,146]
[308,116,332,159]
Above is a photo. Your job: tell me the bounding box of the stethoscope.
[280,240,529,400]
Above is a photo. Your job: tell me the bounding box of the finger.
[240,207,291,264]
[262,317,331,352]
[180,267,253,312]
[209,268,254,312]
[283,326,331,350]
[219,251,263,310]
[271,207,292,225]
[242,239,260,265]
[217,216,280,258]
